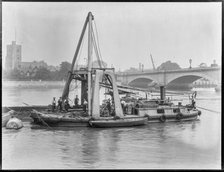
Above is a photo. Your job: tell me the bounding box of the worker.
[74,95,79,107]
[121,99,126,114]
[57,97,63,112]
[52,97,56,112]
[107,98,111,115]
[192,91,197,99]
[134,103,139,115]
[64,98,70,112]
[83,99,88,112]
[192,98,196,109]
[167,97,170,102]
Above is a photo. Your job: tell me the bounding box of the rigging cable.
[196,106,221,114]
[91,30,102,68]
[93,20,105,67]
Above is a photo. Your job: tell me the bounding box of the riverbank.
[2,80,66,89]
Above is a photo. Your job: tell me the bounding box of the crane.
[150,53,156,70]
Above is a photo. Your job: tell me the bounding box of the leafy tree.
[157,60,181,71]
[58,61,72,80]
[33,67,51,80]
[3,69,23,80]
[3,61,73,81]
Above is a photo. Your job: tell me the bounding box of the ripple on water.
[2,89,221,169]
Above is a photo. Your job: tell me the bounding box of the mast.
[87,12,93,115]
[62,13,90,100]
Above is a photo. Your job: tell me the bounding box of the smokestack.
[160,86,165,103]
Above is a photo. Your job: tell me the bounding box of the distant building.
[91,60,107,68]
[123,67,139,73]
[19,60,50,76]
[5,41,22,70]
[193,78,216,88]
[20,60,48,70]
[211,60,218,67]
[157,60,181,71]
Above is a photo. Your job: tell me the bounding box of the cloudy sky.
[2,2,221,70]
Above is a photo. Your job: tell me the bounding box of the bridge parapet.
[116,66,221,86]
[116,66,221,76]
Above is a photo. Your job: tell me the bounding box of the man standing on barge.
[74,95,79,107]
[58,97,63,111]
[52,97,56,112]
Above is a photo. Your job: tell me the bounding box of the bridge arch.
[128,77,156,88]
[166,72,218,86]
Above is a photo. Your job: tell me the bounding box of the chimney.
[160,86,165,103]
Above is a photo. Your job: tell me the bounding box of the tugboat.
[30,12,148,128]
[121,86,202,123]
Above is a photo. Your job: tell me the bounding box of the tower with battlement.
[5,41,22,70]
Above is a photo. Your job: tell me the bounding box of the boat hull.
[30,107,200,128]
[89,116,148,128]
[147,114,198,123]
[30,110,91,127]
[140,109,200,123]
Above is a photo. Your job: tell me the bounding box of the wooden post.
[87,12,93,116]
[92,70,104,118]
[105,70,124,117]
[81,79,87,105]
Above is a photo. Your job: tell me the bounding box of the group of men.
[51,97,70,112]
[51,95,88,112]
[103,98,127,115]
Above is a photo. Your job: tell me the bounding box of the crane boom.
[150,53,156,70]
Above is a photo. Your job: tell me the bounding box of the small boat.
[89,115,148,128]
[2,110,16,127]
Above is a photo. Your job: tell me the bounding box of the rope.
[93,20,105,67]
[69,80,81,91]
[32,109,53,130]
[22,102,53,130]
[91,31,102,68]
[196,106,221,114]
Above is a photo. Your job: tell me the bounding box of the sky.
[2,2,222,70]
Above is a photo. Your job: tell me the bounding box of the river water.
[2,81,221,169]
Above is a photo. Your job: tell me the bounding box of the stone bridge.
[116,67,221,88]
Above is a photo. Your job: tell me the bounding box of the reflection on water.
[2,82,221,169]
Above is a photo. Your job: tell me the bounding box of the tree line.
[3,61,72,81]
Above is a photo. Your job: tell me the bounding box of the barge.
[29,12,148,128]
